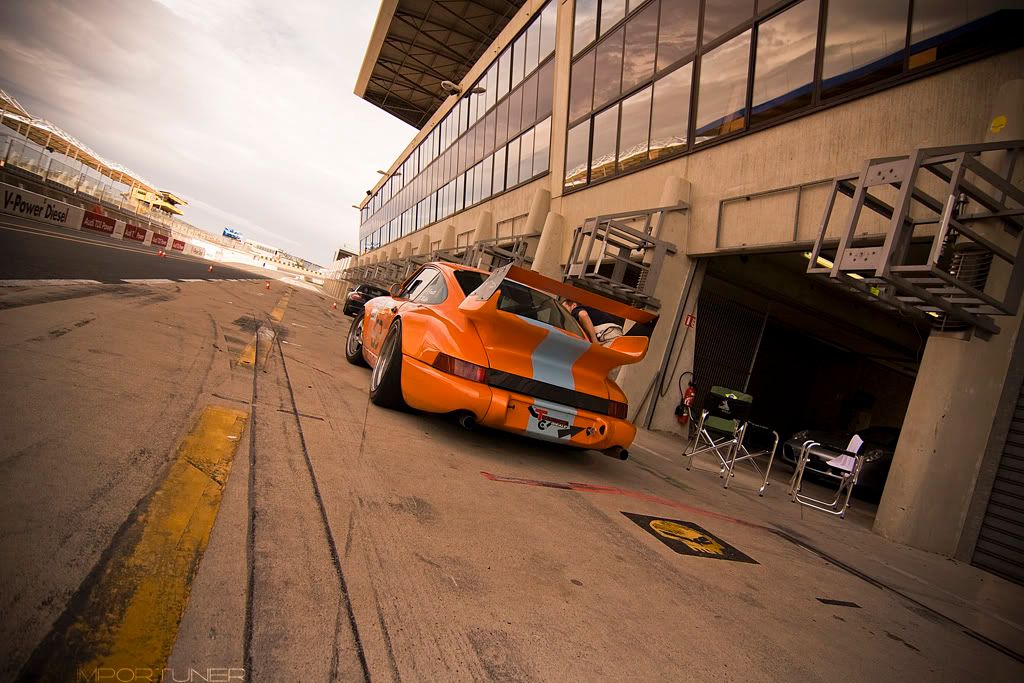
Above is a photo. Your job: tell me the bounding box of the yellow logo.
[991,115,1008,133]
[649,519,726,556]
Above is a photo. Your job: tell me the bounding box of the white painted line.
[121,278,175,284]
[180,278,206,282]
[0,279,102,287]
[633,443,676,463]
[281,341,302,347]
[291,322,307,328]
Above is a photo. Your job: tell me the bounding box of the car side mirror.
[389,283,402,297]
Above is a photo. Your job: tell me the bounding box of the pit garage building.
[348,0,1024,583]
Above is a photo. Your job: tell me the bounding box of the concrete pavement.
[0,260,1022,680]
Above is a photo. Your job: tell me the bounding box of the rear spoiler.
[461,263,657,324]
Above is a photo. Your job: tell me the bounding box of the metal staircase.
[809,141,1024,336]
[562,204,684,310]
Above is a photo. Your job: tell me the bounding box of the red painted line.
[480,471,770,531]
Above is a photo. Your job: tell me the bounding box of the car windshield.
[454,270,584,338]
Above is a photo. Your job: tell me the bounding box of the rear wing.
[460,263,657,323]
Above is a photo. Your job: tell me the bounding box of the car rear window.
[454,270,584,337]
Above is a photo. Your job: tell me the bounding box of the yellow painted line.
[238,290,290,367]
[22,406,247,680]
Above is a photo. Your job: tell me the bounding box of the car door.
[364,268,437,362]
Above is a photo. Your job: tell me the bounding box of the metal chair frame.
[787,440,866,518]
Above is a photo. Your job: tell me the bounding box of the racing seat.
[788,435,865,518]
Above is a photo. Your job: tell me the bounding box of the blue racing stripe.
[519,317,590,390]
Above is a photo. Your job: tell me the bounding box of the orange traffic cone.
[265,282,271,290]
[208,265,213,273]
[331,302,337,310]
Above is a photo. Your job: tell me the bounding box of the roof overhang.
[354,0,525,129]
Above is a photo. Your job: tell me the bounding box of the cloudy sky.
[0,0,414,264]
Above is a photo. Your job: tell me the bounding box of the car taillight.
[433,353,488,383]
[608,401,628,419]
[349,293,364,301]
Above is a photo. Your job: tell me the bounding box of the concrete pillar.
[471,210,495,243]
[400,240,413,258]
[524,188,551,235]
[440,224,456,250]
[531,211,565,279]
[388,246,399,261]
[417,230,431,255]
[874,80,1024,557]
[615,175,696,433]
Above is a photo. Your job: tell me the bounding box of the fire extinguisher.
[675,372,696,425]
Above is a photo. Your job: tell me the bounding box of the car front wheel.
[369,320,406,408]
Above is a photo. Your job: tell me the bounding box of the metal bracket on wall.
[808,140,1024,337]
[563,204,684,310]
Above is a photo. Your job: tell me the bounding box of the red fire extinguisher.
[675,373,696,425]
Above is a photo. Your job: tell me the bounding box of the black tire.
[345,316,369,367]
[369,320,406,408]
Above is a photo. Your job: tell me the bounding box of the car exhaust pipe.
[457,412,477,431]
[602,446,629,461]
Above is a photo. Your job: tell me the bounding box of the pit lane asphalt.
[0,230,1019,681]
[0,215,264,282]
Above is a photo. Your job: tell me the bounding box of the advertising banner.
[151,233,169,247]
[171,239,186,252]
[81,212,116,235]
[187,245,206,257]
[124,223,147,242]
[1,183,84,228]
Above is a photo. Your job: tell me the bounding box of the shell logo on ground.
[649,519,726,556]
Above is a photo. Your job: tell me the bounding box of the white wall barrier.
[1,182,84,230]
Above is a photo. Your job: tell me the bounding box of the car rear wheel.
[369,320,406,408]
[345,316,368,367]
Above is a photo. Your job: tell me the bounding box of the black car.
[780,426,900,498]
[343,284,388,317]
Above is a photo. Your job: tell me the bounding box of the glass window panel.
[695,29,751,143]
[526,18,541,75]
[618,85,652,172]
[496,98,510,148]
[593,27,624,110]
[534,116,551,174]
[565,119,591,189]
[910,1,1017,68]
[493,147,507,193]
[506,136,522,187]
[486,64,497,111]
[519,128,535,181]
[512,33,527,87]
[622,0,659,93]
[455,174,464,212]
[475,121,486,161]
[702,0,755,45]
[498,49,511,99]
[751,0,818,126]
[822,0,909,98]
[484,111,496,155]
[657,0,699,71]
[590,105,619,182]
[574,0,599,55]
[481,155,494,201]
[600,0,627,36]
[521,72,539,129]
[540,1,557,59]
[569,49,596,121]
[537,60,555,119]
[650,63,692,159]
[508,85,524,138]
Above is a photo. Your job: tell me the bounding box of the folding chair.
[684,386,749,472]
[788,435,865,518]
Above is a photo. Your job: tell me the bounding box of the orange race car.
[344,262,654,458]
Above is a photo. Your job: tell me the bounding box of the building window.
[565,120,591,190]
[569,49,596,122]
[590,105,619,182]
[657,0,699,71]
[534,117,552,175]
[575,0,599,55]
[695,29,751,143]
[618,85,652,172]
[822,0,910,99]
[600,0,628,36]
[751,0,818,126]
[622,0,659,93]
[594,26,625,110]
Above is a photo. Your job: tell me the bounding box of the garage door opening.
[690,250,931,506]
